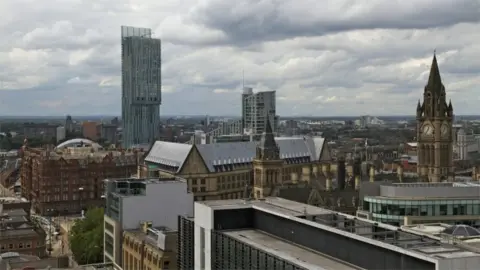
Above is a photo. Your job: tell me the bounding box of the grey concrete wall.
[122,181,194,230]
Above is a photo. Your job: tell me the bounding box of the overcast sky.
[0,0,479,117]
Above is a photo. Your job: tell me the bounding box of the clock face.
[422,124,434,136]
[441,123,449,136]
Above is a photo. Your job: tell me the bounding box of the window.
[200,178,205,184]
[200,228,205,269]
[163,261,170,269]
[8,244,13,249]
[19,243,23,248]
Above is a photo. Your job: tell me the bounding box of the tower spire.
[262,116,275,147]
[427,52,443,92]
[256,117,279,160]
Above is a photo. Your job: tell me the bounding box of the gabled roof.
[145,136,328,173]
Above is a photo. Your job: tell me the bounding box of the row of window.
[0,241,36,250]
[365,200,480,216]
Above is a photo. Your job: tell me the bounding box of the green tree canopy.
[69,207,104,265]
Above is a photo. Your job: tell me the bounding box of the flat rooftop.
[201,197,332,217]
[124,226,175,251]
[224,230,359,270]
[198,197,480,262]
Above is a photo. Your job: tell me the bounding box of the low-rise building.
[123,222,176,269]
[104,177,193,268]
[0,207,46,257]
[358,182,480,227]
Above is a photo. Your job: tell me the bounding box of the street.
[31,214,82,257]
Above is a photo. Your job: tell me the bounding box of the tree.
[69,207,104,265]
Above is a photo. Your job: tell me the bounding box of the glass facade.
[177,216,194,270]
[364,197,480,226]
[121,26,162,148]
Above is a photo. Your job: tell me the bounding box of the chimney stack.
[397,165,404,182]
[369,164,375,182]
[337,157,346,190]
[322,163,332,191]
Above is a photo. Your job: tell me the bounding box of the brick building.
[0,202,46,257]
[20,138,143,215]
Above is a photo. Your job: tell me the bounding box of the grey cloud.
[190,0,480,45]
[0,0,479,116]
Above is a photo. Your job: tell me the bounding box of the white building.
[103,177,193,267]
[56,126,66,143]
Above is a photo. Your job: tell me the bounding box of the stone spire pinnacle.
[261,117,276,149]
[426,52,443,92]
[256,117,280,160]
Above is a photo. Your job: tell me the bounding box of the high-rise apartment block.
[241,87,278,134]
[121,26,162,148]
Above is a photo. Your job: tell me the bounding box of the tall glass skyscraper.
[121,26,162,148]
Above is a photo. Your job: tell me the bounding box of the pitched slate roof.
[144,141,192,168]
[145,136,328,173]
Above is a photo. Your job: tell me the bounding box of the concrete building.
[99,124,118,145]
[56,126,66,143]
[103,177,193,268]
[122,222,177,269]
[179,197,480,270]
[23,123,58,140]
[358,182,480,227]
[241,87,278,135]
[65,115,73,133]
[21,138,141,215]
[82,121,99,141]
[416,54,454,182]
[121,26,162,148]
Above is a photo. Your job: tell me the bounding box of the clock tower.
[416,53,454,182]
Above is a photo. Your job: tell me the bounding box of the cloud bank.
[0,0,479,116]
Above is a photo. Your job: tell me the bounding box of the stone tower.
[253,117,283,199]
[416,53,454,182]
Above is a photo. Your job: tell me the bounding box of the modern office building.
[121,26,162,148]
[103,177,193,268]
[358,182,480,227]
[241,87,278,134]
[179,197,480,270]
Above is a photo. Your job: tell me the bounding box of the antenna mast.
[242,69,245,89]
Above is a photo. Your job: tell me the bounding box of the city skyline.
[0,0,479,116]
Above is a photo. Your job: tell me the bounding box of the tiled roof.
[145,136,327,173]
[144,141,192,169]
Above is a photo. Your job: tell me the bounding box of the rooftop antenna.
[242,69,245,89]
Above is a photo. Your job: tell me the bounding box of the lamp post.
[46,208,53,256]
[78,187,84,217]
[101,194,106,210]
